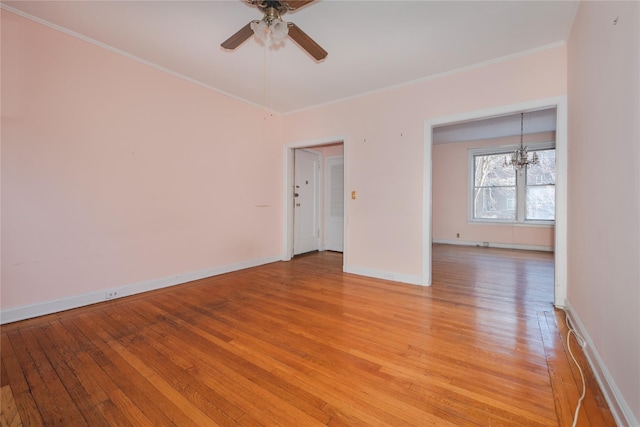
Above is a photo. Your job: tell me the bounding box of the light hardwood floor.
[1,245,615,426]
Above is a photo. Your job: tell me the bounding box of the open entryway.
[423,97,568,307]
[283,138,346,263]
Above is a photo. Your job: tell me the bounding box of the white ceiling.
[433,107,557,145]
[3,0,578,116]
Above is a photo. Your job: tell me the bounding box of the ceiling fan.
[221,0,328,61]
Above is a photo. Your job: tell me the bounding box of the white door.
[324,156,344,252]
[294,149,320,255]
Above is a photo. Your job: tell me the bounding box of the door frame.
[283,136,348,266]
[423,97,568,308]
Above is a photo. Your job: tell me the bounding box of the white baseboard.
[564,302,639,427]
[345,266,424,286]
[432,238,554,252]
[0,255,281,325]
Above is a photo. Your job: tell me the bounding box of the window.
[472,153,516,220]
[470,144,555,223]
[525,149,556,221]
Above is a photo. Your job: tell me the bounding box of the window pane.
[474,187,516,220]
[526,185,555,220]
[475,155,515,187]
[527,150,555,185]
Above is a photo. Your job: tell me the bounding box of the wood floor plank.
[68,312,211,427]
[145,288,457,426]
[0,386,23,427]
[129,300,330,426]
[1,245,617,426]
[106,388,155,426]
[94,308,246,426]
[56,315,190,426]
[28,325,110,427]
[0,335,29,396]
[225,286,556,423]
[40,321,111,407]
[7,329,86,426]
[0,336,43,427]
[1,359,9,388]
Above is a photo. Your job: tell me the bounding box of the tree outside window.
[473,154,516,220]
[526,150,555,220]
[471,147,555,223]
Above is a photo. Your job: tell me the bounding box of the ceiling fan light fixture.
[250,19,269,41]
[251,17,289,44]
[222,1,327,61]
[270,18,289,42]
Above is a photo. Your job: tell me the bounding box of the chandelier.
[504,112,539,173]
[250,6,289,45]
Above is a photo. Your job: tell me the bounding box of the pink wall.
[283,46,567,279]
[1,12,283,309]
[567,1,639,423]
[321,143,344,158]
[433,132,555,249]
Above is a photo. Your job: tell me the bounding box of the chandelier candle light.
[504,112,539,173]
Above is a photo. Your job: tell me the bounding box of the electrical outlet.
[105,290,119,300]
[456,233,460,238]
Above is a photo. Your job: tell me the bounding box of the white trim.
[564,302,639,427]
[283,147,295,260]
[0,255,280,325]
[553,101,568,307]
[424,96,568,306]
[344,266,423,287]
[467,218,555,227]
[432,238,553,252]
[423,120,433,286]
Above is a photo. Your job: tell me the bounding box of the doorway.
[423,97,568,307]
[283,138,347,264]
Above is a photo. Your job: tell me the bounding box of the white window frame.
[468,141,556,225]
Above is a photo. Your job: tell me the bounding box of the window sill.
[468,219,555,227]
